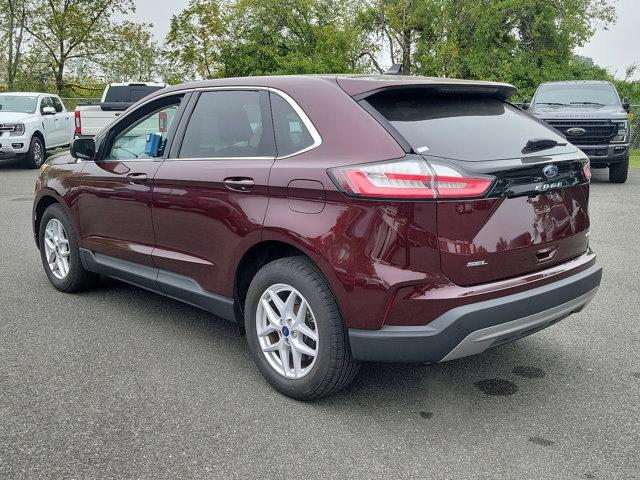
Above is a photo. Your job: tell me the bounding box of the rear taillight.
[582,162,591,182]
[74,110,81,135]
[328,158,493,199]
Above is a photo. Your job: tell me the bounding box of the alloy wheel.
[256,284,319,379]
[33,141,44,166]
[43,218,70,280]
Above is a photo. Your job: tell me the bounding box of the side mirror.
[42,106,56,115]
[71,137,96,161]
[521,99,531,110]
[622,97,631,112]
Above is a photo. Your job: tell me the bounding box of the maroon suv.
[33,75,602,400]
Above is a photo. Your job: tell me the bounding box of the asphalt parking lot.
[0,157,638,479]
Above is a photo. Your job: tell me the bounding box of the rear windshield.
[534,83,620,107]
[366,90,569,161]
[104,85,164,103]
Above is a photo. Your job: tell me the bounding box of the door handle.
[126,172,148,183]
[223,177,255,192]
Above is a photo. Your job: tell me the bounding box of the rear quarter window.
[270,94,315,157]
[365,90,572,161]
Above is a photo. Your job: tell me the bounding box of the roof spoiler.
[352,83,517,102]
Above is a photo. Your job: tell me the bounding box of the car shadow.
[78,276,583,412]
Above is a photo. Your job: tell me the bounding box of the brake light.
[74,110,81,135]
[582,162,591,182]
[328,158,493,199]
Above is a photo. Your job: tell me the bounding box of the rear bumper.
[348,263,602,363]
[576,144,629,165]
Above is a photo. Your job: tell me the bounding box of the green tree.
[102,22,160,82]
[218,0,374,77]
[0,0,29,90]
[165,0,226,81]
[23,0,135,94]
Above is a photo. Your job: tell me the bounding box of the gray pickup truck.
[523,80,631,183]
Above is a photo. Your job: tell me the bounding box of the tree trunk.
[402,29,412,76]
[7,1,15,89]
[55,62,65,95]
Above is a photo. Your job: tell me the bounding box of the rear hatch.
[361,86,591,286]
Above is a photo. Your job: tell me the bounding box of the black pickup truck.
[523,80,631,183]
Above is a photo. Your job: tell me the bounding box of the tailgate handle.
[535,247,557,262]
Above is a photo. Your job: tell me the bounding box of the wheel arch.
[32,130,46,148]
[233,239,342,322]
[33,189,75,249]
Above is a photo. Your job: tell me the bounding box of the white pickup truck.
[0,92,74,169]
[74,82,166,137]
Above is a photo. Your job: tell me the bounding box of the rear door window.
[365,90,572,161]
[270,93,314,157]
[178,90,275,159]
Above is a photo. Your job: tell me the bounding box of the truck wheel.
[609,158,629,184]
[24,136,45,169]
[244,256,360,400]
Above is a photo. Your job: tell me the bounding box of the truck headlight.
[612,121,628,143]
[9,123,25,137]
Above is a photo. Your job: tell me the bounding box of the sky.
[126,0,640,80]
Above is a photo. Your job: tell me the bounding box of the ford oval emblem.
[543,164,559,178]
[566,127,586,136]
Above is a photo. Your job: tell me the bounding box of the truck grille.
[545,120,617,145]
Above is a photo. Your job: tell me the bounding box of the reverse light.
[74,110,81,135]
[328,158,494,199]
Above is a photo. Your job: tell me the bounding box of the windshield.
[534,83,620,107]
[0,95,38,114]
[366,90,569,161]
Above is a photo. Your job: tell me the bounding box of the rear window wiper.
[536,102,568,106]
[570,101,605,106]
[523,138,567,153]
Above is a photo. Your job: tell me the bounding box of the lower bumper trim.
[348,264,602,363]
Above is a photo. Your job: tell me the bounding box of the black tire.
[244,256,360,400]
[609,158,629,183]
[23,136,46,169]
[38,204,99,293]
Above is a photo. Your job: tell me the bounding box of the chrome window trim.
[97,85,322,160]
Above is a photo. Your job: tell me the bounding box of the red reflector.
[74,110,81,135]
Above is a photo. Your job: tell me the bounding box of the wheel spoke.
[257,323,279,337]
[295,299,308,324]
[282,290,297,317]
[295,323,318,342]
[58,250,70,258]
[279,344,291,375]
[45,238,56,250]
[261,298,281,327]
[262,341,280,353]
[291,338,316,358]
[267,289,285,313]
[291,344,302,376]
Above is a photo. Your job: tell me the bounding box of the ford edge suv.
[32,75,602,400]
